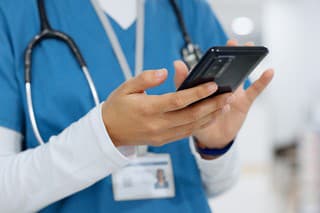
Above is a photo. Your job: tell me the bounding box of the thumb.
[226,39,238,46]
[246,69,274,103]
[121,69,168,94]
[174,60,189,89]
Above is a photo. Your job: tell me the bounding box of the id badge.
[112,154,175,201]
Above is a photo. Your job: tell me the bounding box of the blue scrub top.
[0,0,231,212]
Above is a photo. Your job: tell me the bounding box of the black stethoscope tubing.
[25,0,87,84]
[25,0,100,145]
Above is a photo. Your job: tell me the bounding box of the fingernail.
[207,83,217,93]
[227,95,234,104]
[155,69,166,79]
[222,105,231,113]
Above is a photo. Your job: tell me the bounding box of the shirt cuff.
[189,136,236,166]
[189,136,239,196]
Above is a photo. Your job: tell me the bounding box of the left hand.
[174,40,274,149]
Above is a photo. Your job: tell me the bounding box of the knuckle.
[140,73,150,82]
[196,87,207,99]
[210,94,225,107]
[171,95,184,108]
[217,100,226,109]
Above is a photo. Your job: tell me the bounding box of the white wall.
[263,0,320,145]
[208,1,320,212]
[210,0,320,145]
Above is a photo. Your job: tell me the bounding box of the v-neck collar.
[97,0,137,30]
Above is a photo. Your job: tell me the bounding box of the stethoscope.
[168,0,203,68]
[26,0,203,146]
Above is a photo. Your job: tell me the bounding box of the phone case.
[177,46,269,96]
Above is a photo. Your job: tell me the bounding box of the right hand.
[102,68,233,147]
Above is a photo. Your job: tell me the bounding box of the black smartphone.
[177,46,269,97]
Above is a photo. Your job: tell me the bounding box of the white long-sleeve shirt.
[0,104,239,212]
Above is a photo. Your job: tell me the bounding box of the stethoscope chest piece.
[181,43,202,69]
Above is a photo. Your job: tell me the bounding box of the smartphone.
[177,46,269,97]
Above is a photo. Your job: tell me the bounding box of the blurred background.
[207,0,320,212]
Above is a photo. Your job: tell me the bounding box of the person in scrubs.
[154,169,169,189]
[0,0,274,212]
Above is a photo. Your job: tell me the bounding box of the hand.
[102,68,232,147]
[174,40,274,149]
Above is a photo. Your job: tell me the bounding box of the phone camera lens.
[213,65,219,70]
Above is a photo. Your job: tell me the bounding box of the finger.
[236,82,245,92]
[158,105,231,144]
[151,82,218,112]
[244,42,255,46]
[120,69,168,94]
[174,60,189,89]
[226,39,238,46]
[163,93,233,127]
[198,104,231,129]
[246,69,274,103]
